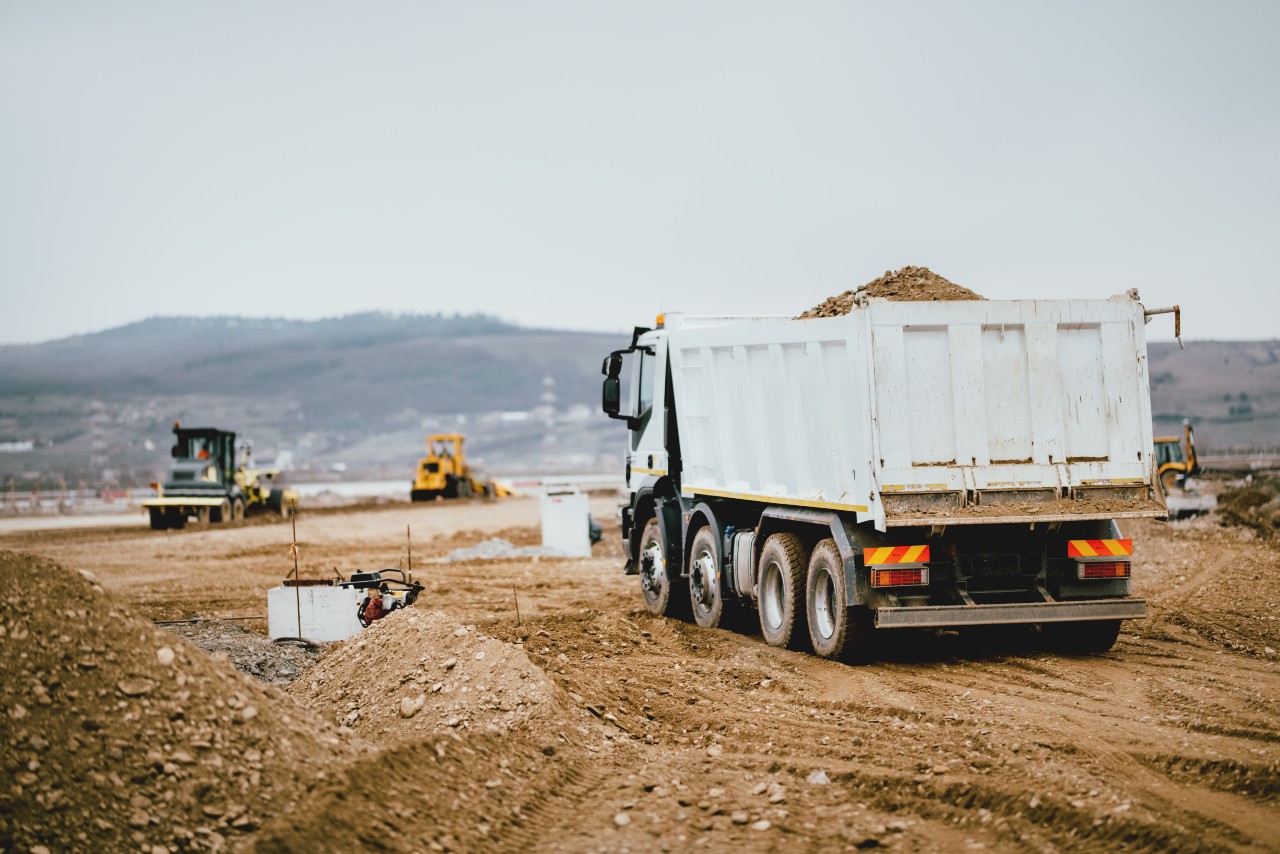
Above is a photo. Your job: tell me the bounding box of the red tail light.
[872,567,930,588]
[1077,561,1130,580]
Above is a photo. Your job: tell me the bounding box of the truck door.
[628,335,668,489]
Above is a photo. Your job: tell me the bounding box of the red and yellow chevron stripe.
[863,545,930,565]
[1067,539,1133,558]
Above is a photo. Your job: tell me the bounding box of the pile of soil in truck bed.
[798,265,984,318]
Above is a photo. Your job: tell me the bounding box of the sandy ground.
[3,496,1278,852]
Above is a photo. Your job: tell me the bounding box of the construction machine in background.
[410,433,509,501]
[1155,420,1201,492]
[142,422,297,530]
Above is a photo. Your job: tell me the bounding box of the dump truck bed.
[666,295,1165,531]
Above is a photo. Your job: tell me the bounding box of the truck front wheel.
[689,526,730,629]
[639,517,686,618]
[758,533,809,651]
[807,538,873,661]
[149,508,167,530]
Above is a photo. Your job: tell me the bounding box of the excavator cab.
[1155,420,1200,493]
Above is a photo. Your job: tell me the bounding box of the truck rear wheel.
[167,509,187,530]
[758,533,809,651]
[1043,619,1122,654]
[211,499,229,523]
[807,538,873,661]
[639,517,686,618]
[689,526,730,629]
[149,508,167,530]
[231,499,245,522]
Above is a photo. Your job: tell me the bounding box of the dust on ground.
[3,498,1280,852]
[799,266,984,318]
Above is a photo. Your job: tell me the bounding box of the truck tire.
[149,508,167,530]
[1043,619,1122,654]
[211,499,229,523]
[167,509,187,530]
[758,533,809,651]
[806,538,873,661]
[231,499,245,522]
[639,517,687,618]
[689,526,730,629]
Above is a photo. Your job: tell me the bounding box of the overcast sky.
[2,1,1277,344]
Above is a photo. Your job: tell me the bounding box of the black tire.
[149,508,167,531]
[168,509,187,530]
[443,475,459,499]
[807,538,875,661]
[638,517,687,618]
[1042,620,1122,654]
[689,526,730,629]
[758,533,809,651]
[211,499,229,523]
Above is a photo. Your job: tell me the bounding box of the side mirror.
[602,352,622,379]
[602,376,622,416]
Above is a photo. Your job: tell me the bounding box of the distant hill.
[0,313,631,486]
[1,317,1276,489]
[1149,340,1280,449]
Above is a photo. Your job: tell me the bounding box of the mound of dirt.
[798,265,984,318]
[0,551,354,854]
[291,609,570,744]
[1218,475,1280,539]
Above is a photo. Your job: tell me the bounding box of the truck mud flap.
[875,599,1147,629]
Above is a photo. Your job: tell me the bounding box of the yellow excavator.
[410,433,509,501]
[1154,420,1201,493]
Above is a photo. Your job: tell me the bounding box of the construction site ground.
[2,496,1278,853]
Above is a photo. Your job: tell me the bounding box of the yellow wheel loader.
[410,433,507,501]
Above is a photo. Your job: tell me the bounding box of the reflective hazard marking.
[863,545,931,565]
[1067,539,1133,558]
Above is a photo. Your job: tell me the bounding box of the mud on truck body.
[601,293,1170,660]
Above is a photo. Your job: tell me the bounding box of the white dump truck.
[601,290,1172,660]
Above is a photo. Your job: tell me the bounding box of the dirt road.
[3,498,1277,852]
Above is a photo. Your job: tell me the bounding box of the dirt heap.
[1218,475,1280,539]
[0,551,355,854]
[290,609,570,744]
[798,265,984,318]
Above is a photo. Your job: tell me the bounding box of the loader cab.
[167,425,237,490]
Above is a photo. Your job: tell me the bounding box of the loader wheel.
[689,526,730,629]
[442,475,459,499]
[458,478,473,499]
[1160,468,1180,494]
[639,517,687,619]
[149,508,167,531]
[807,538,874,661]
[758,533,809,651]
[1042,619,1122,655]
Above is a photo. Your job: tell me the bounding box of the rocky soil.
[2,497,1278,852]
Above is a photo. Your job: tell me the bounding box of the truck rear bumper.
[875,598,1147,629]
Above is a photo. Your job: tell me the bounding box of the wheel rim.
[761,560,783,631]
[813,565,836,641]
[640,539,665,604]
[691,549,715,611]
